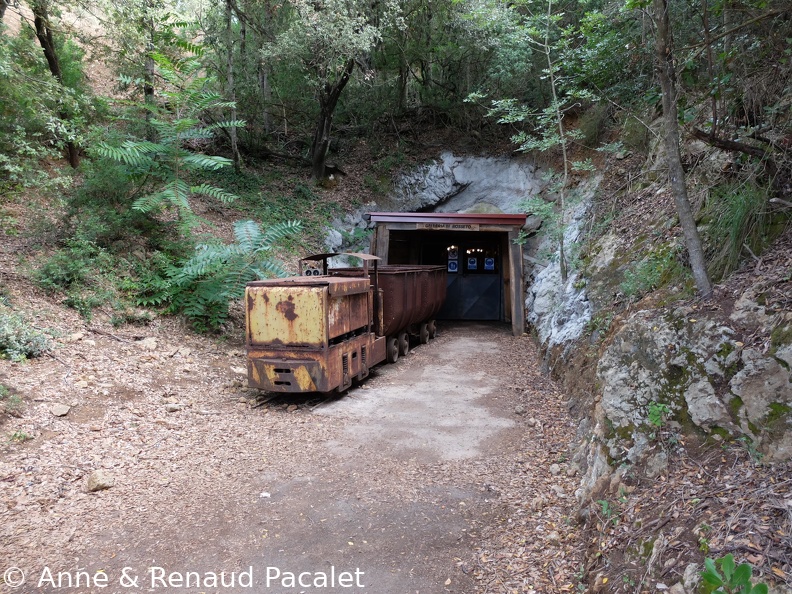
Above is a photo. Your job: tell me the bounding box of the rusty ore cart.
[245,253,446,393]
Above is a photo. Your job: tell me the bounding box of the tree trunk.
[31,0,80,168]
[397,59,409,113]
[310,58,354,180]
[544,0,568,283]
[226,0,242,170]
[653,0,712,298]
[257,62,274,135]
[142,1,155,141]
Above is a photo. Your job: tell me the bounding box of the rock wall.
[391,152,543,213]
[324,152,543,252]
[561,239,792,506]
[524,185,597,351]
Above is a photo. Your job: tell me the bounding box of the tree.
[95,51,244,231]
[262,0,381,179]
[225,0,242,169]
[29,0,80,167]
[652,0,713,297]
[471,0,589,282]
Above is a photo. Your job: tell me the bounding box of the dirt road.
[1,321,582,594]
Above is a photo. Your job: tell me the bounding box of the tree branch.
[690,128,770,160]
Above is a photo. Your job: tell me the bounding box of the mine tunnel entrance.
[368,212,527,336]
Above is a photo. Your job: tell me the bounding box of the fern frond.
[123,140,165,155]
[190,92,224,111]
[182,154,233,171]
[171,118,201,133]
[251,259,290,279]
[205,120,247,131]
[233,220,262,252]
[131,192,164,213]
[94,142,154,167]
[178,128,216,142]
[191,184,238,203]
[258,220,303,249]
[172,39,204,56]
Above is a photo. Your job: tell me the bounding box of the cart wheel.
[398,331,410,356]
[386,336,400,364]
[428,320,437,339]
[419,323,430,344]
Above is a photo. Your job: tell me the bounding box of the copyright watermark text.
[2,565,366,590]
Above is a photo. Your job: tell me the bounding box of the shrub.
[0,306,53,361]
[702,182,773,281]
[164,219,301,331]
[33,238,114,293]
[620,245,691,299]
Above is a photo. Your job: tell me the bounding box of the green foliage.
[620,245,691,299]
[562,9,653,106]
[0,383,23,415]
[579,103,611,148]
[597,499,619,526]
[585,312,615,337]
[0,305,53,362]
[34,238,114,293]
[226,176,341,246]
[31,234,177,323]
[647,401,670,427]
[9,431,32,443]
[95,50,242,230]
[702,182,774,281]
[702,554,768,594]
[163,219,302,331]
[0,24,91,194]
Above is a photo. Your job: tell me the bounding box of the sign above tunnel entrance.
[416,222,480,231]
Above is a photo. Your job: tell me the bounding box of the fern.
[190,184,237,203]
[93,40,244,231]
[164,220,301,331]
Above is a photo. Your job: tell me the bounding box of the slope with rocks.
[524,123,792,592]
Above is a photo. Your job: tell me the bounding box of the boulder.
[86,470,114,492]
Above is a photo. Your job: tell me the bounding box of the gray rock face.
[594,306,792,465]
[392,152,542,213]
[685,379,730,429]
[730,348,791,425]
[323,153,544,254]
[525,187,597,348]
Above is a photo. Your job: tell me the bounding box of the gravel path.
[1,319,583,594]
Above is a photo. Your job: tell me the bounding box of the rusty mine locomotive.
[245,253,447,393]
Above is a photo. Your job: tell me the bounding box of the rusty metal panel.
[326,278,370,297]
[369,212,527,227]
[327,292,370,340]
[247,333,381,393]
[248,354,326,392]
[328,265,446,337]
[372,266,446,336]
[246,285,327,347]
[247,276,369,296]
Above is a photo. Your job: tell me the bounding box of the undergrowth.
[702,182,772,281]
[157,219,302,331]
[620,244,692,300]
[0,304,53,361]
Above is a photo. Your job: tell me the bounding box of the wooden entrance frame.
[368,212,527,336]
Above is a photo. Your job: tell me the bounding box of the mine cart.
[245,253,446,393]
